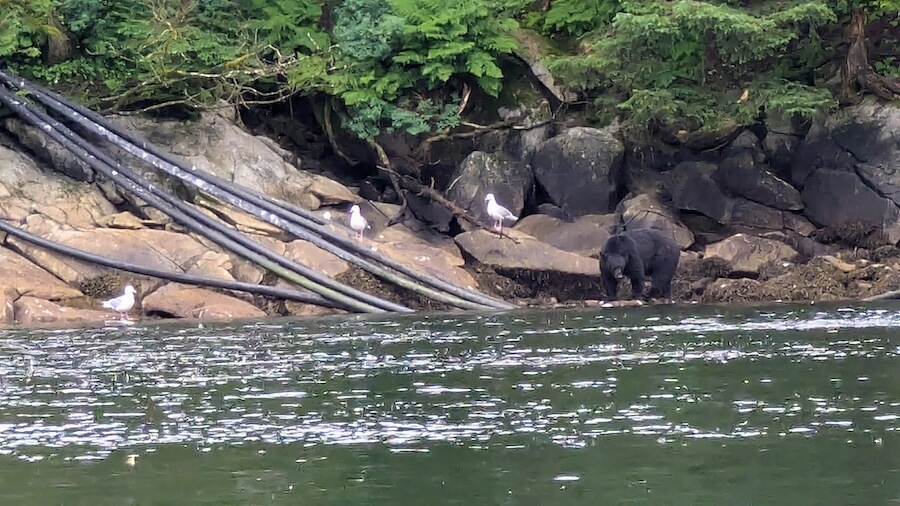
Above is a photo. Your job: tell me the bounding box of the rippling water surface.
[1,303,899,504]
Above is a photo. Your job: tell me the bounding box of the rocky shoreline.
[1,95,899,328]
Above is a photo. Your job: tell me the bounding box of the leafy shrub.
[548,0,840,133]
[0,0,897,141]
[286,0,520,139]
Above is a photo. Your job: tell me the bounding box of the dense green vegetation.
[1,0,898,142]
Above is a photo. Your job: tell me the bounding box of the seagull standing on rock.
[349,204,369,241]
[484,193,518,235]
[102,284,137,320]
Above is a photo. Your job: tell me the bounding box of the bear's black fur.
[599,228,680,301]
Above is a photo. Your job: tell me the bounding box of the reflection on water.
[0,303,898,503]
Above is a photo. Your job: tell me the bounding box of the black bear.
[600,228,680,301]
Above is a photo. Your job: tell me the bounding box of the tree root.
[324,100,359,167]
[369,158,498,232]
[842,9,900,102]
[370,140,411,225]
[395,171,522,243]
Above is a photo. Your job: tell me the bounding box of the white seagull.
[484,193,518,234]
[102,284,137,320]
[349,204,369,241]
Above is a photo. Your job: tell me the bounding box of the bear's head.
[602,253,628,280]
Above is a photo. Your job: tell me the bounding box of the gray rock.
[792,97,900,197]
[704,234,799,277]
[791,122,856,186]
[514,213,616,258]
[802,169,900,244]
[715,152,803,211]
[784,213,817,237]
[616,193,694,249]
[4,117,95,182]
[455,229,600,276]
[107,111,357,210]
[502,100,555,161]
[762,132,797,176]
[446,151,532,230]
[531,126,624,216]
[621,143,681,198]
[537,203,573,222]
[721,130,764,160]
[664,161,731,223]
[0,144,116,228]
[728,198,785,230]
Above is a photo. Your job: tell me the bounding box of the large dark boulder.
[720,130,765,161]
[729,198,785,231]
[791,99,900,244]
[831,102,900,171]
[446,151,532,230]
[792,98,900,197]
[715,152,803,211]
[664,161,731,223]
[849,102,900,204]
[761,113,807,178]
[791,122,858,186]
[531,126,624,216]
[801,169,900,244]
[762,131,799,177]
[621,143,680,195]
[666,161,787,232]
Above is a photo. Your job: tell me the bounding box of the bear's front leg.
[601,271,620,301]
[628,272,647,301]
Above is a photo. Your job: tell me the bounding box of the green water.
[0,303,899,504]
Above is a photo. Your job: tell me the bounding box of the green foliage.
[239,0,327,54]
[0,0,52,59]
[540,0,621,36]
[4,0,329,105]
[1,0,897,142]
[874,56,900,77]
[828,0,900,19]
[333,0,404,60]
[754,79,839,118]
[56,0,105,35]
[390,0,518,95]
[340,96,461,139]
[286,0,519,139]
[613,78,836,133]
[549,0,841,132]
[2,0,520,139]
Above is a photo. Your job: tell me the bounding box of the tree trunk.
[44,11,75,65]
[841,9,900,101]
